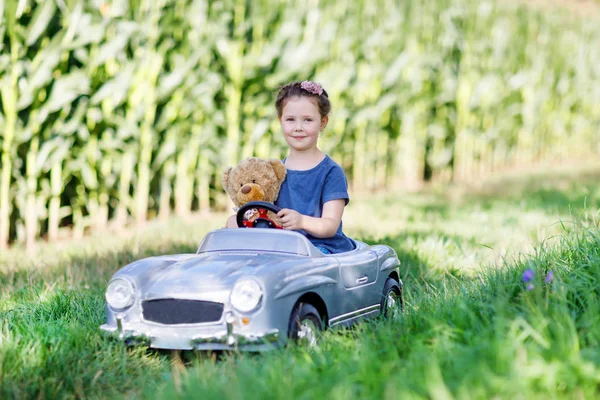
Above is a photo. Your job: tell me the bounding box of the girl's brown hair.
[275,81,331,118]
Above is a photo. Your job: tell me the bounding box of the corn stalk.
[0,0,20,249]
[130,0,165,227]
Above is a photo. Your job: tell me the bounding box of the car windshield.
[196,229,312,256]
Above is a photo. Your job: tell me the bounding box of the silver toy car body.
[100,228,402,351]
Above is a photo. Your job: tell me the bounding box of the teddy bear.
[222,157,287,227]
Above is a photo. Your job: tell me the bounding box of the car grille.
[142,299,224,324]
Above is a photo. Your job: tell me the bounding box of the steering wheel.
[236,201,283,229]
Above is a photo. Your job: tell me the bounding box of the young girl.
[227,81,355,254]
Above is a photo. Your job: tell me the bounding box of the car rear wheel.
[288,303,323,347]
[381,277,402,319]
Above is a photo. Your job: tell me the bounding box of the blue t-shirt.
[275,155,355,253]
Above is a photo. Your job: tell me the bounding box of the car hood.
[141,252,300,299]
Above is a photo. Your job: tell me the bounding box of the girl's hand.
[277,208,304,231]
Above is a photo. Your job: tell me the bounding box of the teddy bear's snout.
[239,184,265,202]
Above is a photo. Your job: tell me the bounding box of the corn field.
[0,0,599,249]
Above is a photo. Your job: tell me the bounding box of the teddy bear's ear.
[222,167,233,191]
[269,159,287,182]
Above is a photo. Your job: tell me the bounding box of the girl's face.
[279,96,328,153]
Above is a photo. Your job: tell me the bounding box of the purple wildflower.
[522,269,534,283]
[300,81,324,96]
[545,271,554,283]
[526,284,534,291]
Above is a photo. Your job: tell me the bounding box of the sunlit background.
[0,0,599,249]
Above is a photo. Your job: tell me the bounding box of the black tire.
[288,303,323,347]
[381,277,402,318]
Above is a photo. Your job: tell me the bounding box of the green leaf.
[42,70,90,114]
[90,63,134,109]
[151,131,178,171]
[25,0,57,46]
[16,36,64,111]
[63,13,104,49]
[73,159,98,190]
[27,44,61,90]
[157,54,203,101]
[56,98,88,135]
[48,138,74,171]
[91,21,137,67]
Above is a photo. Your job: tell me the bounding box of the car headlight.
[230,279,263,313]
[106,278,135,310]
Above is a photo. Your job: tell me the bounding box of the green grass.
[1,165,600,399]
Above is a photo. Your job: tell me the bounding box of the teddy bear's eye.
[252,180,256,184]
[240,183,243,187]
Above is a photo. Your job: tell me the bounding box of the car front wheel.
[381,277,402,319]
[288,303,323,347]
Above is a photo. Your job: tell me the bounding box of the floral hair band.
[300,81,324,96]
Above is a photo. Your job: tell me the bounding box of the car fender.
[380,256,400,273]
[273,275,337,300]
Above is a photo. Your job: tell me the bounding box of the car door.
[337,249,380,314]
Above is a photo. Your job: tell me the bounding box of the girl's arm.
[277,199,345,238]
[225,215,238,228]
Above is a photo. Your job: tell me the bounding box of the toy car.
[100,202,402,351]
